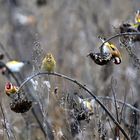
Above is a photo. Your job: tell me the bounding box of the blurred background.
[0,0,140,139]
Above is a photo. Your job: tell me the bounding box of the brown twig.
[18,72,130,140]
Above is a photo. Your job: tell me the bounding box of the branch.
[97,96,140,113]
[100,32,140,48]
[18,72,130,140]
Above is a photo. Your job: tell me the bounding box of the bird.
[41,53,56,72]
[74,93,94,113]
[88,37,122,65]
[99,37,122,64]
[135,10,140,23]
[5,82,19,98]
[128,10,140,32]
[6,60,30,73]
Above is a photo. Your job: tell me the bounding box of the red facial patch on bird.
[5,82,12,90]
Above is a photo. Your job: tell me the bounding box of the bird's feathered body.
[75,94,94,113]
[6,61,29,72]
[100,37,122,64]
[88,37,122,65]
[41,53,56,72]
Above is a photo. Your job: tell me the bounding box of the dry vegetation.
[0,0,140,140]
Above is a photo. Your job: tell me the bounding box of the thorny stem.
[18,72,130,140]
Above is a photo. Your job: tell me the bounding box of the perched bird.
[135,10,140,23]
[128,10,140,32]
[41,53,56,72]
[5,82,19,97]
[99,37,122,64]
[88,38,122,65]
[6,60,30,73]
[74,93,94,113]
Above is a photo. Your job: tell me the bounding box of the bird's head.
[5,82,13,92]
[46,53,54,62]
[107,44,122,64]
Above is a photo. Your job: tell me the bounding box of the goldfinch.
[41,53,56,72]
[5,82,19,97]
[100,37,122,64]
[6,60,30,72]
[74,93,94,113]
[129,10,140,32]
[88,38,122,65]
[135,10,140,23]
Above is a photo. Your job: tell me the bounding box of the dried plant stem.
[100,32,140,48]
[111,78,119,122]
[97,96,140,113]
[0,101,16,140]
[18,72,130,140]
[0,42,12,60]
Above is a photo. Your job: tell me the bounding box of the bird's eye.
[111,47,115,51]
